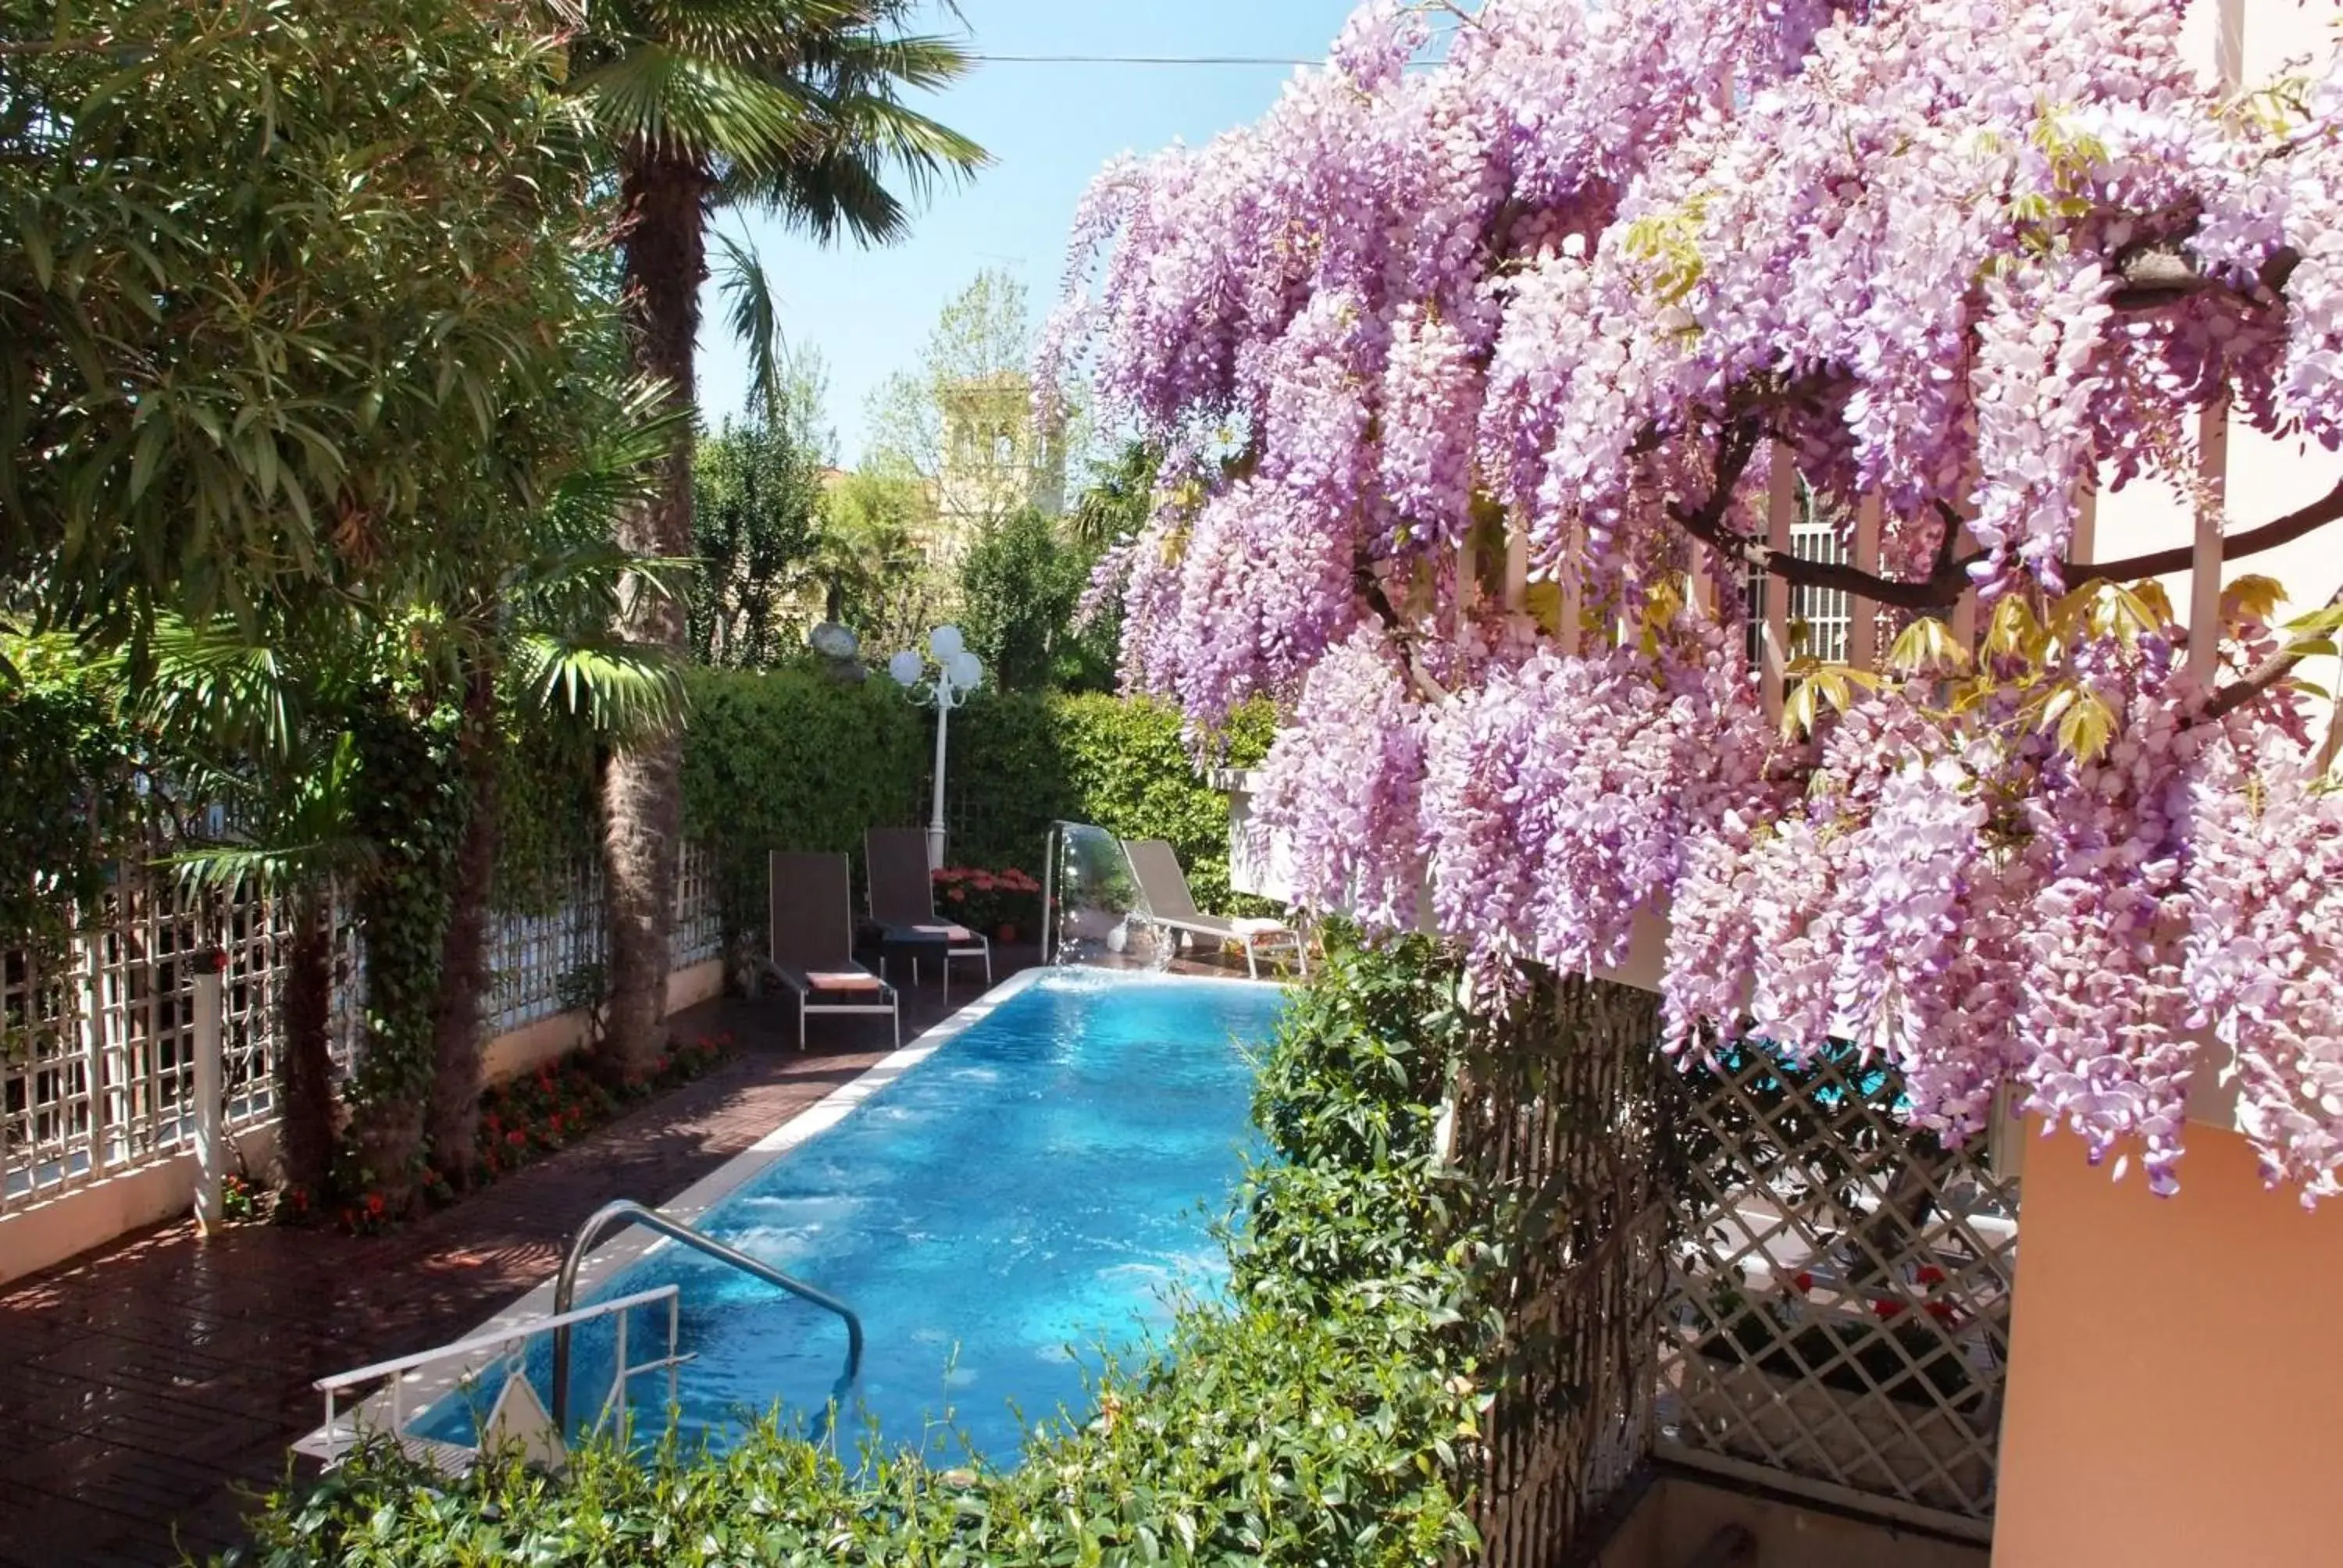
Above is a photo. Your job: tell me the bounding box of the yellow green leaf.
[2221,574,2288,625]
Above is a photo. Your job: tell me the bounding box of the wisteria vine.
[1043,0,2343,1200]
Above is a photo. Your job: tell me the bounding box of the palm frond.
[714,230,788,423]
[510,630,686,739]
[630,0,861,57]
[570,44,819,165]
[164,731,375,892]
[799,29,979,94]
[537,377,683,543]
[116,615,299,761]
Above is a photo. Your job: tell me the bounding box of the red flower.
[338,1207,356,1230]
[946,888,965,903]
[365,1192,386,1217]
[1924,1300,1960,1323]
[1790,1271,1813,1294]
[1915,1264,1946,1287]
[507,1129,526,1147]
[1872,1299,1908,1320]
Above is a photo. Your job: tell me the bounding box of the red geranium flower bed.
[280,1031,740,1235]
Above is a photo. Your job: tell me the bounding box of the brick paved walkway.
[0,957,1036,1568]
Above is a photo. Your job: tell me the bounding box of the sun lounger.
[1120,838,1307,979]
[766,850,900,1050]
[865,826,992,1002]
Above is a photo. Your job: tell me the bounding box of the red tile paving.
[0,957,1043,1568]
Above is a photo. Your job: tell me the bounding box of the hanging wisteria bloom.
[1043,0,2343,1201]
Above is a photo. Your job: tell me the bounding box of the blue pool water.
[411,969,1286,1465]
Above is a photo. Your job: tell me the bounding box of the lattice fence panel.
[671,842,723,968]
[482,843,723,1035]
[1453,975,1671,1568]
[483,861,602,1036]
[2,868,344,1212]
[5,839,717,1208]
[1653,1039,2018,1538]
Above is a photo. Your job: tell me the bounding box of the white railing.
[3,844,722,1213]
[307,1282,684,1470]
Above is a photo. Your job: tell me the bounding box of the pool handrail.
[549,1198,865,1431]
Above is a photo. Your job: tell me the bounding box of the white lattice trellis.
[1654,1040,2019,1541]
[2,868,358,1212]
[6,843,721,1211]
[480,843,722,1036]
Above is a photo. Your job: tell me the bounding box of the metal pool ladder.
[549,1199,865,1431]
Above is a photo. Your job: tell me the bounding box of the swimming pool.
[408,968,1287,1464]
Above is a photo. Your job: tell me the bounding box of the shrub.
[226,932,1487,1567]
[679,668,1275,957]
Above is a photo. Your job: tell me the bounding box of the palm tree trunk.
[278,884,337,1194]
[426,661,500,1181]
[600,149,708,1084]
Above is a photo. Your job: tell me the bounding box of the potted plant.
[933,864,1042,943]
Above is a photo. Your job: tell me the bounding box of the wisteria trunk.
[598,148,707,1085]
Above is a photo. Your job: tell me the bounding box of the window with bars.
[1746,516,1856,668]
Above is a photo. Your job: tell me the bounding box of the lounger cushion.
[912,922,977,942]
[1230,918,1293,937]
[807,970,884,992]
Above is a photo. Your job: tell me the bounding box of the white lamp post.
[888,625,983,871]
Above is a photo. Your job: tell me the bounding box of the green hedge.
[679,667,1274,949]
[227,933,1488,1568]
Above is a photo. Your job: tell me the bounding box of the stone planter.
[1675,1346,1995,1516]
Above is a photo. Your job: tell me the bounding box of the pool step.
[301,1281,688,1471]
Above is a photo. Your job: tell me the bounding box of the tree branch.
[1356,559,1452,702]
[2106,241,2300,312]
[1668,422,1970,610]
[2027,473,2343,585]
[2198,578,2343,724]
[1664,421,2343,615]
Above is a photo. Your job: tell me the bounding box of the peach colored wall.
[1992,1123,2343,1566]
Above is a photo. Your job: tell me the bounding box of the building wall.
[1992,1124,2343,1566]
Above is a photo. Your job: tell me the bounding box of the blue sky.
[696,0,1367,464]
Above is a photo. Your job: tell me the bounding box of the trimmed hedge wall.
[679,668,1274,951]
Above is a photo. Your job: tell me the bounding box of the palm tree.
[421,399,688,1181]
[1072,441,1163,553]
[122,619,373,1195]
[562,0,986,1079]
